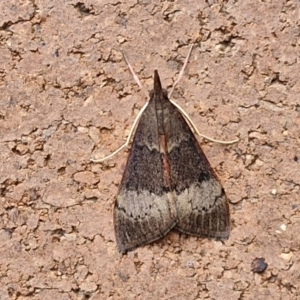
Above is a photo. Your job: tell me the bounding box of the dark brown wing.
[164,100,230,239]
[114,97,177,253]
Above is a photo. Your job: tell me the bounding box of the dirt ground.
[0,0,299,299]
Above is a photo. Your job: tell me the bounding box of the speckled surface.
[0,1,299,299]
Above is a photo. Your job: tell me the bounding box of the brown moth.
[114,70,230,253]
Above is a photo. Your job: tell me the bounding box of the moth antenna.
[169,44,239,144]
[91,51,151,162]
[122,51,148,99]
[90,101,149,162]
[170,99,239,144]
[168,44,194,98]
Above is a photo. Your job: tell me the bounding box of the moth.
[111,52,232,253]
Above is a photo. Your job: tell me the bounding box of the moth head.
[149,88,169,99]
